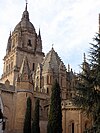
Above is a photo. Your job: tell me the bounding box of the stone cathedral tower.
[0,3,92,133]
[1,3,44,85]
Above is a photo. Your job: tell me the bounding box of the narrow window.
[47,88,49,94]
[6,65,8,72]
[47,75,52,84]
[72,123,74,133]
[69,121,75,133]
[9,64,10,71]
[33,63,35,71]
[28,39,32,46]
[11,62,13,69]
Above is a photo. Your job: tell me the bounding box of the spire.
[21,0,29,21]
[82,53,90,72]
[20,56,30,74]
[38,28,41,39]
[6,31,12,53]
[36,28,42,52]
[68,64,70,72]
[84,53,86,62]
[19,56,31,81]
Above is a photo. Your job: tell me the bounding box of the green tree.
[23,97,32,133]
[31,98,40,133]
[47,80,62,133]
[73,33,100,133]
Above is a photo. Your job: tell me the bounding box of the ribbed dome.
[14,4,35,33]
[14,20,35,32]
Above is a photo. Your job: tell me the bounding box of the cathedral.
[0,3,91,133]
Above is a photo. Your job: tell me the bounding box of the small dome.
[14,4,36,33]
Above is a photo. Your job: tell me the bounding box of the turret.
[6,32,11,54]
[36,28,42,52]
[82,53,90,72]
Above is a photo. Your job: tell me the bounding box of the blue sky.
[0,0,100,76]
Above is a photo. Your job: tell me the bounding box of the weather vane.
[25,0,28,4]
[25,0,28,10]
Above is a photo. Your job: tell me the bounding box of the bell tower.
[1,3,44,85]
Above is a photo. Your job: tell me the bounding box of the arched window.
[11,61,13,69]
[32,63,35,71]
[6,65,8,72]
[28,39,32,47]
[47,75,52,84]
[68,120,75,133]
[47,88,49,94]
[72,122,74,133]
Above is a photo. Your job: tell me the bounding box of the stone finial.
[25,0,28,11]
[38,28,41,38]
[52,44,54,48]
[68,64,70,72]
[22,0,29,21]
